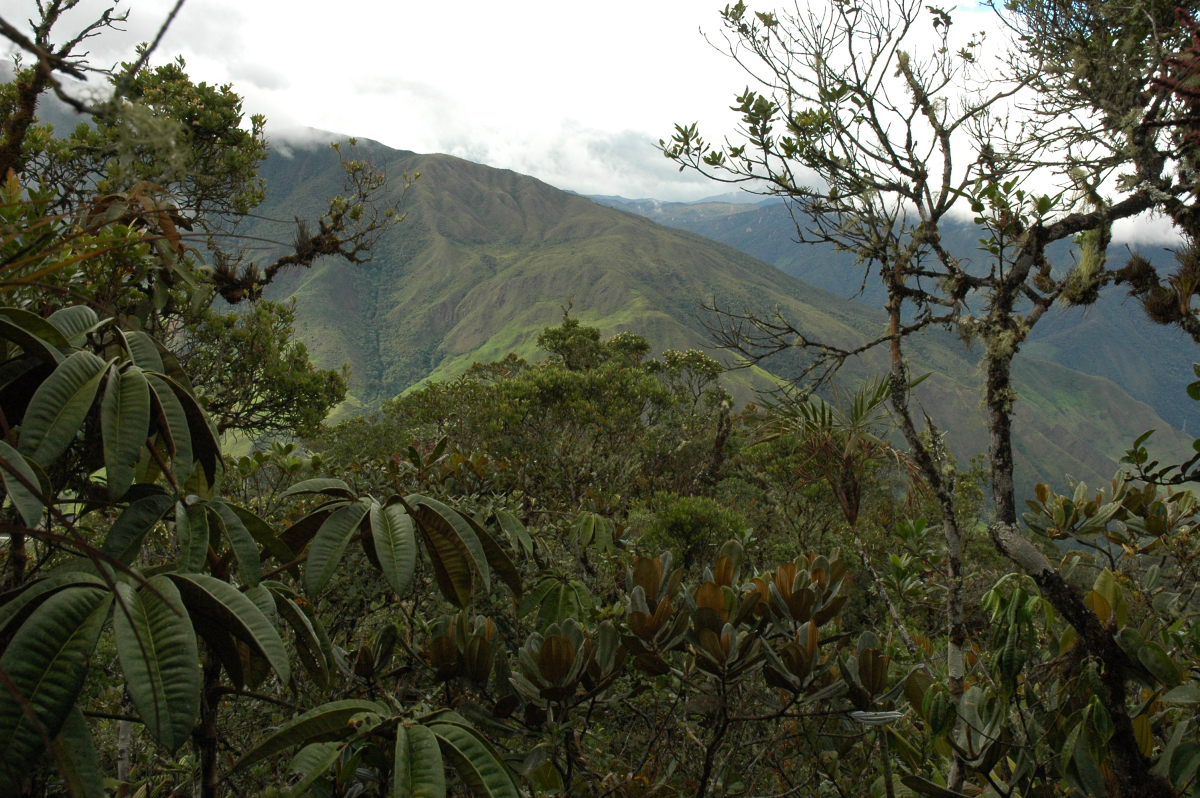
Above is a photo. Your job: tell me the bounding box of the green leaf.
[430,721,522,798]
[175,501,210,573]
[0,586,112,785]
[49,706,104,798]
[209,501,262,586]
[153,374,221,488]
[0,571,106,640]
[1171,742,1200,787]
[0,439,43,527]
[226,503,293,563]
[101,494,175,566]
[496,510,533,558]
[1139,642,1182,688]
[1073,734,1107,797]
[18,351,108,467]
[285,742,342,798]
[101,365,150,500]
[146,373,193,486]
[0,308,71,349]
[899,775,968,798]
[306,500,369,596]
[232,699,385,772]
[47,306,100,348]
[166,573,290,684]
[113,577,200,751]
[413,495,491,593]
[0,316,64,365]
[282,478,356,500]
[1161,685,1200,704]
[274,594,330,689]
[371,501,417,596]
[120,330,164,373]
[396,724,446,798]
[462,513,522,599]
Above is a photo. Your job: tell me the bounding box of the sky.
[0,0,1181,242]
[1,0,765,200]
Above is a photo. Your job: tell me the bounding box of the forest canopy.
[1,1,1200,798]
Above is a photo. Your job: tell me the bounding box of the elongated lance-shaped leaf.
[227,503,293,563]
[496,510,534,558]
[0,308,71,349]
[119,329,164,373]
[175,501,210,573]
[49,705,104,798]
[0,316,63,365]
[166,573,290,684]
[395,724,446,798]
[461,513,522,598]
[231,699,386,772]
[417,506,474,607]
[47,306,100,348]
[146,373,193,486]
[0,586,112,785]
[286,742,343,798]
[0,439,42,526]
[411,496,491,594]
[430,721,522,798]
[101,365,150,500]
[208,501,262,586]
[0,571,106,639]
[101,494,175,566]
[282,478,356,500]
[154,374,221,489]
[305,500,370,596]
[113,578,201,751]
[371,500,417,596]
[274,593,330,688]
[18,351,108,467]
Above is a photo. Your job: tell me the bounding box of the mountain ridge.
[248,137,1190,489]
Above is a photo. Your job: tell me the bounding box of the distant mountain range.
[588,193,1200,436]
[242,138,1189,489]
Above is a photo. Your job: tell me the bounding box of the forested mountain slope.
[252,138,1189,487]
[593,195,1200,433]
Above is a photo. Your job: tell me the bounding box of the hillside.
[592,195,1200,433]
[250,138,1190,488]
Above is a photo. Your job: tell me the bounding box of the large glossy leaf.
[0,439,42,527]
[285,742,342,798]
[395,724,446,798]
[155,374,220,488]
[462,513,522,599]
[0,571,106,639]
[0,316,63,365]
[49,706,104,798]
[100,494,175,566]
[495,510,533,558]
[119,329,164,373]
[166,573,290,684]
[227,503,293,563]
[412,496,491,593]
[430,721,522,798]
[274,594,330,689]
[175,501,210,573]
[283,478,356,500]
[209,501,262,586]
[100,365,150,500]
[0,586,112,785]
[231,699,386,772]
[47,306,100,348]
[305,500,370,596]
[113,578,200,751]
[18,351,108,467]
[279,503,343,555]
[146,373,193,486]
[371,501,417,596]
[418,507,474,608]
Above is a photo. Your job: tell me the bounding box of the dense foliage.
[2,2,1200,798]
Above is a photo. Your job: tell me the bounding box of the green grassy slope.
[252,139,1189,489]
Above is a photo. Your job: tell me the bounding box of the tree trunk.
[116,692,133,797]
[0,68,49,179]
[194,648,224,798]
[886,299,969,793]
